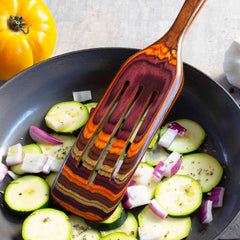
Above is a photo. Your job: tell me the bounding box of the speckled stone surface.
[38,0,240,238]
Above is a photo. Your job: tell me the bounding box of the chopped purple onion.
[200,200,213,224]
[208,187,224,207]
[167,122,187,136]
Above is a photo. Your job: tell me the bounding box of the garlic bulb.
[223,39,240,88]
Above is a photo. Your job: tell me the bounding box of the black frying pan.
[0,48,239,240]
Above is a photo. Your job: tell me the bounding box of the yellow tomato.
[0,0,57,80]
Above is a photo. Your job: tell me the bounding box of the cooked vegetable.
[177,153,223,192]
[0,0,57,80]
[123,185,150,210]
[0,162,8,183]
[86,203,128,231]
[5,143,23,166]
[69,214,100,240]
[22,208,72,240]
[160,119,206,153]
[152,161,165,182]
[138,206,191,240]
[167,121,187,136]
[223,39,240,88]
[155,175,202,216]
[85,102,98,115]
[45,172,58,188]
[148,198,168,219]
[100,232,137,240]
[100,212,138,238]
[207,186,224,207]
[21,153,48,173]
[138,226,162,240]
[45,101,89,133]
[4,175,49,215]
[163,151,181,178]
[158,128,178,148]
[72,90,92,102]
[29,126,63,145]
[200,200,213,224]
[10,144,43,175]
[37,133,76,164]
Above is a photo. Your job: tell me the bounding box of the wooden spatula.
[52,0,207,221]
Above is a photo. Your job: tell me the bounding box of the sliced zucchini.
[144,144,169,166]
[155,175,202,216]
[45,172,58,188]
[45,101,89,133]
[4,175,49,216]
[160,119,206,153]
[85,203,127,231]
[22,208,72,240]
[10,144,43,175]
[37,133,76,164]
[100,232,137,240]
[70,214,100,240]
[100,211,138,237]
[133,162,158,199]
[138,206,191,240]
[177,153,223,192]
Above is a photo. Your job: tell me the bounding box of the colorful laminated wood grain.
[52,0,207,221]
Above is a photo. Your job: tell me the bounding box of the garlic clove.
[223,39,240,88]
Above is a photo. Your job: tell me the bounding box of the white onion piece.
[138,226,162,240]
[207,187,224,208]
[49,158,63,172]
[123,185,150,209]
[223,39,240,88]
[7,170,20,180]
[45,112,73,132]
[0,162,8,183]
[29,126,63,145]
[149,198,168,219]
[158,128,178,148]
[167,122,187,136]
[152,161,165,182]
[133,165,154,186]
[42,155,55,174]
[163,151,181,177]
[5,143,23,166]
[72,90,92,102]
[21,154,48,173]
[200,200,213,224]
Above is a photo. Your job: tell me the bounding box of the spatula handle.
[157,0,207,49]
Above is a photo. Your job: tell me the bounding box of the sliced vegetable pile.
[0,91,225,240]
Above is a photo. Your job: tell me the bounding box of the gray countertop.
[42,0,240,238]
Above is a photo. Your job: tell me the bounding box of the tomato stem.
[8,15,31,34]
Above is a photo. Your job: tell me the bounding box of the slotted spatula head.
[52,0,207,221]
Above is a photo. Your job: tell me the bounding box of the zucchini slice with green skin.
[85,102,98,113]
[4,175,49,216]
[38,133,76,164]
[45,172,58,188]
[70,214,100,240]
[10,144,42,175]
[100,232,137,240]
[160,119,206,153]
[155,175,202,216]
[22,208,72,240]
[138,206,191,240]
[45,101,89,133]
[85,203,127,231]
[177,153,223,192]
[100,211,138,237]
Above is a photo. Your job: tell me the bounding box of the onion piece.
[29,126,63,145]
[138,226,162,240]
[123,185,150,209]
[167,122,187,136]
[72,90,92,102]
[158,128,178,148]
[152,161,165,182]
[0,162,8,183]
[149,198,168,219]
[5,143,23,166]
[21,154,48,173]
[200,200,213,224]
[133,164,154,186]
[49,157,63,172]
[163,151,182,177]
[207,187,224,207]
